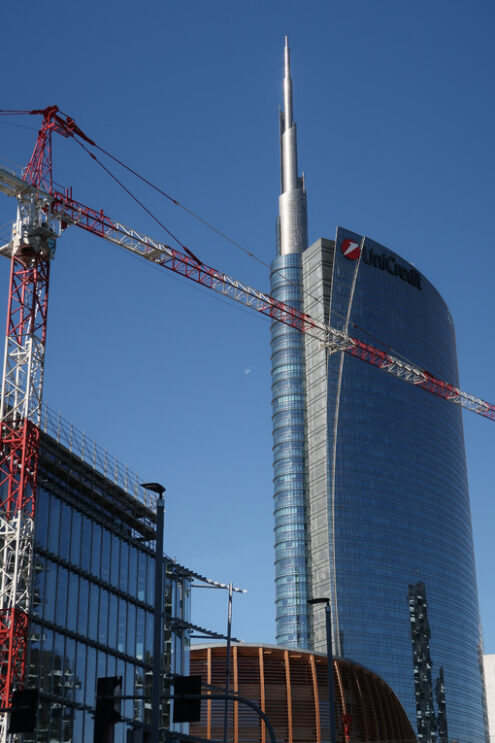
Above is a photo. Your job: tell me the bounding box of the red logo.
[341,239,361,260]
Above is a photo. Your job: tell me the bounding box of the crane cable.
[0,109,439,375]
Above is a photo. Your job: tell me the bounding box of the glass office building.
[271,42,488,742]
[20,411,192,742]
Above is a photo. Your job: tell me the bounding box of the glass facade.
[270,254,310,647]
[274,228,488,742]
[21,427,191,742]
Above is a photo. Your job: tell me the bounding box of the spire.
[278,37,307,255]
[283,36,293,130]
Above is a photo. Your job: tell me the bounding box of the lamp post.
[141,482,166,743]
[190,578,246,743]
[307,597,336,743]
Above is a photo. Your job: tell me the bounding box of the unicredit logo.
[340,238,422,290]
[341,239,361,260]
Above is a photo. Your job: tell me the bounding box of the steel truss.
[0,121,57,740]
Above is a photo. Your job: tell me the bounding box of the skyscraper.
[270,41,488,742]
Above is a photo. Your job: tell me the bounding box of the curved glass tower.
[271,42,488,742]
[270,38,310,646]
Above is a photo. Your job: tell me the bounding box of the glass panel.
[136,608,145,661]
[146,555,155,605]
[118,598,127,653]
[129,545,138,597]
[137,549,146,601]
[32,555,46,618]
[44,561,57,623]
[27,621,41,688]
[98,588,109,646]
[80,516,92,571]
[91,522,102,577]
[85,646,96,706]
[56,566,68,627]
[52,631,65,697]
[111,533,120,588]
[88,582,99,641]
[61,705,72,742]
[127,603,136,657]
[36,487,50,548]
[145,611,154,663]
[108,593,118,648]
[75,642,86,705]
[70,509,81,566]
[59,502,71,561]
[64,637,76,702]
[73,709,83,743]
[119,541,129,593]
[41,629,53,693]
[78,578,89,636]
[97,649,107,680]
[67,572,79,632]
[101,529,111,583]
[48,496,60,553]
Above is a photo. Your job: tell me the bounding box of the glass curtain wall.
[25,448,190,743]
[270,253,309,647]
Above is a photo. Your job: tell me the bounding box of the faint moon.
[244,369,251,375]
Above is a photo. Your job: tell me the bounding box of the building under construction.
[18,408,198,742]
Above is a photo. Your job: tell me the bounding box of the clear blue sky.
[1,1,494,650]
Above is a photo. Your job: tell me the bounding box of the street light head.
[140,482,166,496]
[307,597,330,606]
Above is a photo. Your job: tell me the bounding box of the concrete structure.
[270,40,488,743]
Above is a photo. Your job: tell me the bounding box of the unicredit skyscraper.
[270,39,488,742]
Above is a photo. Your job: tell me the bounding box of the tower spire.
[283,35,293,129]
[278,37,307,255]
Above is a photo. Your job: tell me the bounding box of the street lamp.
[141,482,166,743]
[307,597,336,743]
[191,577,246,743]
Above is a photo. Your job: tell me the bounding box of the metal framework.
[0,106,493,739]
[0,115,59,739]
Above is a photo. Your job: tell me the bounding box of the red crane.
[0,106,493,737]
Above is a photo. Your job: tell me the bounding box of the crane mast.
[0,111,60,739]
[0,108,493,739]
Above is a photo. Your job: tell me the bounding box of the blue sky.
[1,1,495,650]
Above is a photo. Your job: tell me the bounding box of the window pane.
[129,546,138,597]
[48,496,60,553]
[80,516,92,571]
[119,541,129,593]
[67,573,79,632]
[88,582,99,641]
[70,509,82,565]
[78,578,89,636]
[91,523,102,577]
[36,487,50,548]
[59,502,71,561]
[101,529,111,583]
[111,534,120,587]
[56,566,68,626]
[137,549,146,601]
[108,593,118,648]
[98,589,109,646]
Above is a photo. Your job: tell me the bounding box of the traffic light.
[94,676,122,742]
[9,688,39,734]
[173,675,202,723]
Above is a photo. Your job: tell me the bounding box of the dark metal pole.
[325,602,336,743]
[152,493,165,743]
[223,581,233,743]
